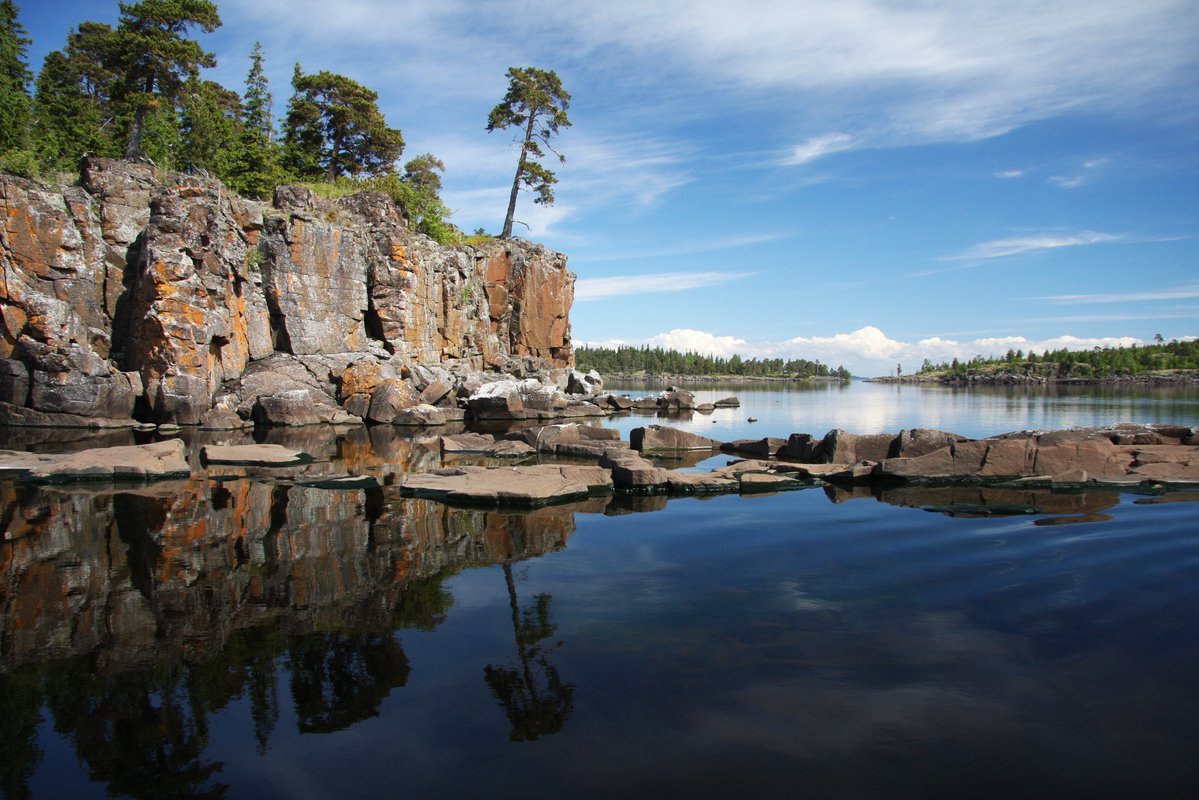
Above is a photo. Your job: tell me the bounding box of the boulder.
[780,433,819,461]
[721,437,787,459]
[566,368,603,396]
[441,433,536,458]
[893,428,970,458]
[657,387,697,410]
[599,448,671,490]
[816,429,896,464]
[600,393,634,410]
[367,378,420,423]
[253,390,324,426]
[631,424,722,452]
[503,423,625,458]
[713,396,740,408]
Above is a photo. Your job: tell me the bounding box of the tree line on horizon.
[916,338,1199,378]
[0,0,571,244]
[575,344,853,380]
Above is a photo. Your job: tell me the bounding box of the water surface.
[1,383,1197,798]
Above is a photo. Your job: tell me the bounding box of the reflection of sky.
[603,381,1199,441]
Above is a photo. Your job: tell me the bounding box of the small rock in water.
[748,417,758,422]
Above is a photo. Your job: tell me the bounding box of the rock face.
[1,159,575,426]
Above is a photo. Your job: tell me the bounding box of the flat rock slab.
[665,470,739,494]
[400,464,613,507]
[2,439,190,483]
[631,424,722,452]
[200,444,314,467]
[441,433,535,458]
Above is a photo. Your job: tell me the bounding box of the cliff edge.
[0,158,577,426]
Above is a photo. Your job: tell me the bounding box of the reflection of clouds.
[775,579,840,613]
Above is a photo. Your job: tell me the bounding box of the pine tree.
[281,67,403,181]
[0,0,33,154]
[179,75,242,178]
[486,66,571,238]
[110,0,222,159]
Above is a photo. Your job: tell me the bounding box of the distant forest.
[915,338,1199,379]
[575,345,852,380]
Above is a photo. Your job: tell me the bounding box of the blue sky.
[22,0,1199,375]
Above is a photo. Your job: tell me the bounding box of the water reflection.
[2,471,1198,797]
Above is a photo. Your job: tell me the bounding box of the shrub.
[0,149,44,181]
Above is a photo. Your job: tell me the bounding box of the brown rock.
[599,449,671,490]
[632,424,722,452]
[817,429,896,464]
[400,464,611,506]
[721,437,786,458]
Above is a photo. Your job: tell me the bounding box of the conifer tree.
[32,22,122,170]
[487,66,571,238]
[0,0,32,154]
[179,75,242,178]
[110,0,221,159]
[281,67,403,181]
[231,42,284,197]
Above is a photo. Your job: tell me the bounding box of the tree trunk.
[125,104,147,160]
[501,113,538,238]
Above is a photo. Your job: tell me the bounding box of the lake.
[1,381,1197,798]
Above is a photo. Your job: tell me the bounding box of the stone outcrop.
[1,159,576,427]
[0,438,189,482]
[631,424,722,452]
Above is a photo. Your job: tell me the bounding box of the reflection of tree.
[288,631,410,734]
[41,659,226,799]
[0,667,42,800]
[484,563,574,741]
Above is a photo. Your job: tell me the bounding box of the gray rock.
[631,424,722,452]
[8,439,190,482]
[201,444,313,467]
[400,464,613,506]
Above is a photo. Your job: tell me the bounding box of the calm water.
[2,382,1197,799]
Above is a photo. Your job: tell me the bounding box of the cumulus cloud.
[575,272,751,301]
[588,326,1157,376]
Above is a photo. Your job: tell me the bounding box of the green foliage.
[0,147,42,179]
[281,67,403,182]
[230,41,285,198]
[298,168,457,244]
[487,66,571,238]
[31,22,122,171]
[576,345,852,380]
[0,0,33,154]
[110,0,222,159]
[179,76,242,177]
[917,338,1199,378]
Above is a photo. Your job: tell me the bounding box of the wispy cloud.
[945,230,1121,261]
[783,133,854,166]
[575,271,751,301]
[576,233,788,263]
[1034,283,1199,304]
[995,169,1024,179]
[1049,157,1112,189]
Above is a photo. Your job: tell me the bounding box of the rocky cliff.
[0,158,576,426]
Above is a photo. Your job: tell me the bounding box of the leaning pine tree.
[486,66,570,239]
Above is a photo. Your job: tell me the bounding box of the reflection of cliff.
[0,480,575,670]
[0,478,582,798]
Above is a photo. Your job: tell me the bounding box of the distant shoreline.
[865,371,1199,386]
[599,374,851,384]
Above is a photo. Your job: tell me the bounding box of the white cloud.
[1034,284,1199,304]
[1048,157,1112,189]
[575,272,751,301]
[945,230,1121,260]
[783,133,854,166]
[594,325,1163,376]
[995,169,1024,179]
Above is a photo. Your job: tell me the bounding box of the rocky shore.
[4,420,1194,504]
[868,371,1199,385]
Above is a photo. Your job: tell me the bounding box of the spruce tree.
[0,0,32,154]
[32,22,122,171]
[231,42,284,197]
[179,76,242,178]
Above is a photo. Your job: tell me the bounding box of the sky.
[20,0,1199,376]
